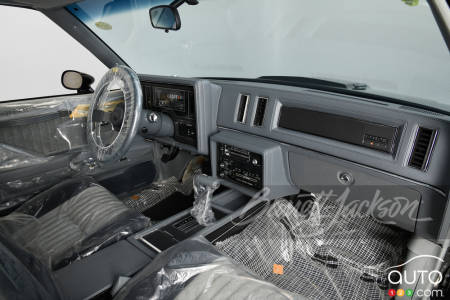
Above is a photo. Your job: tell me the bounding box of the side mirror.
[61,70,95,94]
[149,5,181,31]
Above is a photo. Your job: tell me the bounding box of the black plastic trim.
[278,106,399,154]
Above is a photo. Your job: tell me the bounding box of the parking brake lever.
[191,174,220,226]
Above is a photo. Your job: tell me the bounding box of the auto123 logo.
[386,255,445,298]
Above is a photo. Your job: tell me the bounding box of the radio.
[217,143,263,190]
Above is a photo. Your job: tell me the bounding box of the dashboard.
[137,74,450,242]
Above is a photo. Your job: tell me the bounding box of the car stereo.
[217,143,263,190]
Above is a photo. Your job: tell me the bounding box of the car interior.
[0,0,449,300]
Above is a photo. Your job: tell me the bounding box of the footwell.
[122,176,193,213]
[215,198,406,300]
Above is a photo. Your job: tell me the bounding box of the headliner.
[0,0,80,9]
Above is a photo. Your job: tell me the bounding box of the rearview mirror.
[149,5,181,31]
[61,70,94,94]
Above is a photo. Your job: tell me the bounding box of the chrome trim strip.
[139,237,162,253]
[423,129,438,171]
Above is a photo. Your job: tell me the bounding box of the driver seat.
[0,177,149,270]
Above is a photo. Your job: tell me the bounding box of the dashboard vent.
[253,97,268,126]
[408,127,436,171]
[236,94,249,123]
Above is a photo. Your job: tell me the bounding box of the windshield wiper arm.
[258,76,368,91]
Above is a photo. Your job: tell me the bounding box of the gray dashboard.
[137,75,450,242]
[215,80,450,189]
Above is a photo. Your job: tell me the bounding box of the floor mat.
[215,198,405,300]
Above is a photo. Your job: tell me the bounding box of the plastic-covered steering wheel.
[87,65,142,162]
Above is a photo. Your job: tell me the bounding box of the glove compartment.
[288,148,447,240]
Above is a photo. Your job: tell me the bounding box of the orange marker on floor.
[273,264,284,275]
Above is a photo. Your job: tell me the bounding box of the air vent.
[253,97,268,126]
[408,127,437,171]
[236,94,249,123]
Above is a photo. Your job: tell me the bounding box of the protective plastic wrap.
[114,237,302,300]
[0,93,93,211]
[0,177,150,270]
[215,198,406,300]
[123,176,194,212]
[0,163,74,212]
[190,174,220,226]
[87,65,142,162]
[0,232,61,300]
[0,94,91,158]
[123,156,206,213]
[0,144,50,170]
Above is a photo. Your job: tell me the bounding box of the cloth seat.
[0,177,150,270]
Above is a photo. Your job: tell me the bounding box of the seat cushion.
[0,178,149,269]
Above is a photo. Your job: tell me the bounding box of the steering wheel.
[87,65,142,162]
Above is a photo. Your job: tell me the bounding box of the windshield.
[67,0,450,112]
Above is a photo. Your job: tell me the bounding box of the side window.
[0,6,107,102]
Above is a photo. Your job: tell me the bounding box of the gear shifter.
[191,174,220,226]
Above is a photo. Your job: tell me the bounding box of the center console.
[139,208,226,253]
[133,189,249,254]
[211,130,299,199]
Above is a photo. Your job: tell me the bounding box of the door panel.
[0,93,93,213]
[0,94,91,155]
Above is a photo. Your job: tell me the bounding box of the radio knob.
[219,172,225,178]
[219,162,225,168]
[224,150,230,156]
[252,158,258,166]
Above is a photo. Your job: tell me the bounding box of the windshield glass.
[67,0,450,112]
